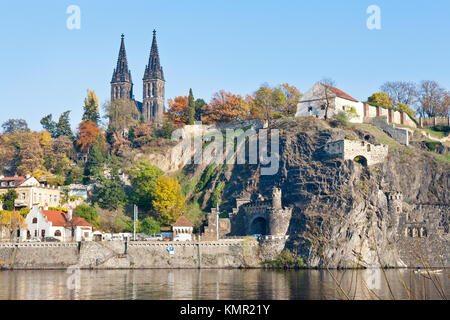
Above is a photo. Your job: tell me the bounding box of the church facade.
[110,30,165,122]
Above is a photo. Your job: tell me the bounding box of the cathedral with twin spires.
[110,30,165,122]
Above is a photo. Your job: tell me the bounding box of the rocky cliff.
[148,117,450,268]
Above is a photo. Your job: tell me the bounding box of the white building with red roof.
[295,82,364,123]
[171,215,194,241]
[25,205,93,242]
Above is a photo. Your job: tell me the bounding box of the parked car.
[43,237,60,242]
[26,237,41,242]
[150,234,163,241]
[163,237,171,241]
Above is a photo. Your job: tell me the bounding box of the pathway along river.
[0,269,447,300]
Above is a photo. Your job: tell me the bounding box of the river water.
[0,269,447,300]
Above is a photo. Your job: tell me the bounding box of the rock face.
[217,117,449,268]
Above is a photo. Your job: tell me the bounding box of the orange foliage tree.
[201,90,251,124]
[76,120,103,153]
[165,96,189,127]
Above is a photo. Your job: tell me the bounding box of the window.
[308,106,313,112]
[1,182,7,186]
[54,230,61,237]
[32,218,37,224]
[21,193,26,200]
[41,230,45,237]
[10,182,15,186]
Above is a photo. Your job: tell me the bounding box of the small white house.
[172,215,194,241]
[25,205,93,242]
[295,82,364,123]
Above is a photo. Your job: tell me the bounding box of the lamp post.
[216,203,219,241]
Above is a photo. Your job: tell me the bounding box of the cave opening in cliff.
[353,155,368,167]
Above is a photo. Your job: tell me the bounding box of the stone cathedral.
[110,30,165,122]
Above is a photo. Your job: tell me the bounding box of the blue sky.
[1,0,449,131]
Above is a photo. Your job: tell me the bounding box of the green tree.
[139,216,160,234]
[187,88,196,125]
[56,111,74,139]
[155,120,175,139]
[2,189,18,211]
[195,98,206,121]
[152,175,186,225]
[82,89,100,124]
[91,157,127,210]
[252,84,287,121]
[128,161,164,211]
[83,135,107,184]
[73,204,100,228]
[40,115,58,137]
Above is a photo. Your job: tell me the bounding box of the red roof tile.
[321,83,359,102]
[172,215,193,227]
[42,210,69,227]
[42,210,93,228]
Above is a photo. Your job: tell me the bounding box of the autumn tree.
[2,119,29,134]
[16,132,44,175]
[368,92,394,109]
[202,90,250,124]
[251,84,287,121]
[165,96,189,126]
[76,120,102,154]
[152,175,186,225]
[417,80,449,118]
[0,210,27,240]
[104,98,140,134]
[132,122,155,147]
[380,81,417,106]
[83,89,100,124]
[278,83,303,117]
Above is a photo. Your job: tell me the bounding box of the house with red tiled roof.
[295,82,364,123]
[171,215,194,241]
[25,205,94,242]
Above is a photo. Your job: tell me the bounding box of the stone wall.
[324,139,388,166]
[0,238,287,270]
[368,116,410,145]
[363,103,417,128]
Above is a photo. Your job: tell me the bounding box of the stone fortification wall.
[0,238,286,270]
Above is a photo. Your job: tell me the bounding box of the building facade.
[111,30,165,123]
[0,176,62,209]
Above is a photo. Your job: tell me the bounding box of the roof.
[42,210,93,228]
[42,210,69,227]
[0,176,26,186]
[321,83,359,102]
[172,215,193,227]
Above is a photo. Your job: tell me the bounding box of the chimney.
[68,206,73,221]
[44,203,49,210]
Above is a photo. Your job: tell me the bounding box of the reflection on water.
[0,269,447,300]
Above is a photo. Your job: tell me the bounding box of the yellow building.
[0,176,62,209]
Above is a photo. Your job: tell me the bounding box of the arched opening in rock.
[249,217,267,235]
[353,155,368,167]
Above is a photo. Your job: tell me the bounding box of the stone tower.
[142,30,165,122]
[111,34,134,102]
[269,188,293,237]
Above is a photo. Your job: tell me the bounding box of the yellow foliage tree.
[152,176,186,225]
[0,210,27,240]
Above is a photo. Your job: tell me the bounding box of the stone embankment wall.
[0,238,285,270]
[368,116,410,145]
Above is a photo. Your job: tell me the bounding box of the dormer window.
[10,182,15,186]
[1,182,6,187]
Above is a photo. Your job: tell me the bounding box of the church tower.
[142,30,165,122]
[111,34,133,102]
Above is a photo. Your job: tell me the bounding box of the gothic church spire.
[144,30,164,81]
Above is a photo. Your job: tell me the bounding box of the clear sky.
[1,0,449,131]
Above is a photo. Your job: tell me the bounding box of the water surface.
[0,269,447,300]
